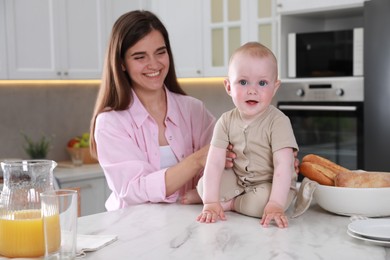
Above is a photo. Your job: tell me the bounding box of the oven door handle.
[278,105,357,111]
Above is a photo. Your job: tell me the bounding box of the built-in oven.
[275,77,364,181]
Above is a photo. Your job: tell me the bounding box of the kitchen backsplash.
[0,78,234,162]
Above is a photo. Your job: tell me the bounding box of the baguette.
[302,154,351,176]
[335,171,390,188]
[299,161,336,186]
[299,154,353,186]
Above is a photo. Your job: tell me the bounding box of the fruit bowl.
[313,184,390,217]
[66,147,98,164]
[66,132,97,164]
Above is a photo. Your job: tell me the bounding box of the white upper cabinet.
[105,0,151,35]
[104,0,203,78]
[276,0,368,14]
[4,0,106,79]
[202,0,279,77]
[0,0,7,79]
[149,0,203,78]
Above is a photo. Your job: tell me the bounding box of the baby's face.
[225,53,280,122]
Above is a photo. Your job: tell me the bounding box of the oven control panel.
[276,77,363,102]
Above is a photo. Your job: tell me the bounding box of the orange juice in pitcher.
[0,160,58,258]
[0,209,60,257]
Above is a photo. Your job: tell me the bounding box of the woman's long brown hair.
[90,10,186,158]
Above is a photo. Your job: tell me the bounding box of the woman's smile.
[145,70,161,78]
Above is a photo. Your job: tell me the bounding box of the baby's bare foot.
[180,189,202,204]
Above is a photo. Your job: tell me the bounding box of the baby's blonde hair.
[229,42,278,78]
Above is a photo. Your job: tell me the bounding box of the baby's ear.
[273,79,281,95]
[224,78,232,95]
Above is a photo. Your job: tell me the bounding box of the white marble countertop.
[78,203,390,260]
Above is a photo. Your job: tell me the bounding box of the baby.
[196,42,298,228]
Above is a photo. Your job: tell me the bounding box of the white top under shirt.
[160,145,178,169]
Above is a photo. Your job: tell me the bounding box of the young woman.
[90,10,235,210]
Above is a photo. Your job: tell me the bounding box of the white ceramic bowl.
[313,184,390,217]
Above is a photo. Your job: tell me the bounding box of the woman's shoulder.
[170,91,203,104]
[95,107,131,127]
[169,91,208,112]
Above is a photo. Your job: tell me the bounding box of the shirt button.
[168,136,173,140]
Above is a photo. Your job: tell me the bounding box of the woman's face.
[122,29,170,92]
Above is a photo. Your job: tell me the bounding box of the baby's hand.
[196,202,226,223]
[261,201,288,228]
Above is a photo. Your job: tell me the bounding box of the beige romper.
[197,105,299,218]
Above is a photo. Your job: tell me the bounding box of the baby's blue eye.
[239,80,248,86]
[259,80,268,87]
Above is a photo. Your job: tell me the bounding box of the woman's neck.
[134,87,168,146]
[135,87,166,113]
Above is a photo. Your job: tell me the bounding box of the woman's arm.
[95,116,173,208]
[95,96,217,208]
[164,144,209,196]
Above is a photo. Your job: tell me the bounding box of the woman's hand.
[194,144,236,169]
[225,144,236,169]
[293,150,300,174]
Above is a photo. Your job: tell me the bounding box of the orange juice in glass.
[0,209,60,258]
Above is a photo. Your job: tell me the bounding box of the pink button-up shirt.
[95,88,215,210]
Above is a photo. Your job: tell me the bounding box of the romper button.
[235,189,240,195]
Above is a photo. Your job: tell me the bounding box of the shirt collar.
[130,86,181,128]
[165,87,181,127]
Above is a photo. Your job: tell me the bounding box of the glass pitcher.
[0,160,57,258]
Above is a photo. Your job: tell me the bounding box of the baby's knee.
[233,185,271,218]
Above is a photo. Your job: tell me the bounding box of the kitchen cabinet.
[2,0,278,79]
[277,0,366,79]
[4,0,106,79]
[150,0,204,78]
[276,0,368,15]
[55,164,110,216]
[60,177,109,217]
[0,0,7,79]
[105,0,151,34]
[202,0,279,77]
[104,1,203,78]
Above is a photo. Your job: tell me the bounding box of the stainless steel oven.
[275,77,364,181]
